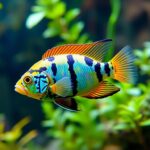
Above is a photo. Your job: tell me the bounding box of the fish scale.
[42,54,113,96]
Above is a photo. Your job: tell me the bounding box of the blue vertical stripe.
[104,62,110,76]
[94,63,102,82]
[67,55,78,95]
[51,63,57,76]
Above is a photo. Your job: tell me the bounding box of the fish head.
[15,71,50,100]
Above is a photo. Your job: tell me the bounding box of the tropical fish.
[15,39,137,111]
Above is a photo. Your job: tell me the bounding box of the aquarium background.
[0,0,150,150]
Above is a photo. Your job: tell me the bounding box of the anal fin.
[53,97,79,111]
[83,81,120,99]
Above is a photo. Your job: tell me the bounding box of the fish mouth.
[15,84,42,100]
[15,85,28,96]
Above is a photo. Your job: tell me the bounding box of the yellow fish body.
[15,39,137,111]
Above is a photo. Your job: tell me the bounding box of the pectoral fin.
[53,97,79,111]
[50,77,72,97]
[84,81,120,99]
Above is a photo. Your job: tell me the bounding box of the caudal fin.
[110,46,137,83]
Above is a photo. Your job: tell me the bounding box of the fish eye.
[23,76,32,84]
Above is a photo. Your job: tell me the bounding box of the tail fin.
[110,46,137,84]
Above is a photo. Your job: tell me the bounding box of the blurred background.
[0,0,150,150]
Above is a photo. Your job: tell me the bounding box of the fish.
[15,39,137,111]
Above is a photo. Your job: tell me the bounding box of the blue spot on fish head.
[48,57,55,62]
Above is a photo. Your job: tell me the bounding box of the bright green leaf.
[43,21,62,38]
[66,126,75,137]
[51,0,60,4]
[32,6,45,12]
[63,112,81,122]
[134,50,143,58]
[2,130,21,142]
[70,22,84,34]
[65,9,80,23]
[90,110,100,120]
[113,123,131,130]
[26,12,45,29]
[52,131,64,138]
[127,88,141,96]
[61,33,71,41]
[134,114,142,121]
[140,119,150,126]
[77,34,89,43]
[46,2,66,19]
[43,27,59,38]
[144,42,150,56]
[69,22,84,41]
[42,101,54,118]
[42,120,54,127]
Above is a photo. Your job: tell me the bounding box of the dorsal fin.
[42,39,112,61]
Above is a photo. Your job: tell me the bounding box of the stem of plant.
[106,0,121,60]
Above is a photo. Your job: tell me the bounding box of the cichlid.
[15,39,137,111]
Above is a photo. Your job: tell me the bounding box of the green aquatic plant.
[135,42,150,75]
[0,116,38,150]
[106,0,121,60]
[26,0,89,44]
[42,99,106,150]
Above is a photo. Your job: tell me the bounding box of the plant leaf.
[46,2,66,19]
[43,28,59,38]
[69,22,84,41]
[140,119,150,126]
[65,9,80,23]
[26,12,45,29]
